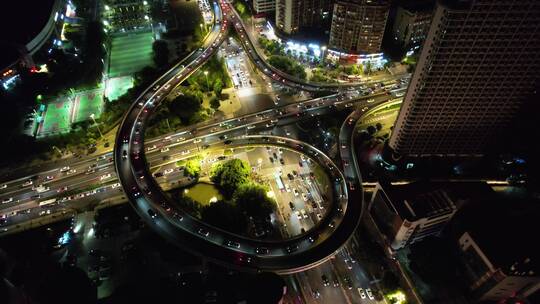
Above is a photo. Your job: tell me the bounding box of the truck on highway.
[274,172,285,192]
[33,184,50,193]
[39,198,57,207]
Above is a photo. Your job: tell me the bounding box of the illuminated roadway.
[222,0,408,92]
[0,0,408,273]
[0,0,404,272]
[112,1,365,273]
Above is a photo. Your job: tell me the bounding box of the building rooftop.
[379,180,491,221]
[0,0,56,46]
[461,199,540,276]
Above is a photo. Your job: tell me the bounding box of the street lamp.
[200,23,204,33]
[52,145,62,155]
[321,45,327,65]
[204,71,209,91]
[89,113,104,139]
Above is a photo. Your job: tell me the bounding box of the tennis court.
[105,76,134,101]
[73,89,104,123]
[37,89,105,137]
[108,31,154,78]
[37,97,73,137]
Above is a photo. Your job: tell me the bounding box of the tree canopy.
[167,93,202,124]
[234,183,277,220]
[268,55,307,80]
[184,158,201,178]
[209,96,221,110]
[210,159,251,197]
[152,40,170,67]
[201,200,247,233]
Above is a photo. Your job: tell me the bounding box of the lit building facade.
[392,1,433,52]
[275,0,332,35]
[253,0,276,14]
[328,0,390,54]
[389,0,540,157]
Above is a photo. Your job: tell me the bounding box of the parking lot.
[255,146,331,238]
[151,145,333,240]
[222,37,254,89]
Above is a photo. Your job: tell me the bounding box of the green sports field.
[37,89,105,137]
[109,32,154,78]
[105,76,134,101]
[38,98,73,137]
[73,89,104,123]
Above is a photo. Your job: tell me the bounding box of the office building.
[253,0,276,14]
[275,0,331,35]
[328,0,390,54]
[392,1,434,52]
[369,180,458,250]
[389,0,540,157]
[456,200,540,301]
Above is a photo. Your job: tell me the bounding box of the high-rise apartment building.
[392,1,434,52]
[389,0,540,157]
[275,0,331,35]
[253,0,276,14]
[328,0,390,54]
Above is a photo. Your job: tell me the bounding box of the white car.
[34,185,50,193]
[358,288,366,299]
[300,209,308,219]
[0,184,6,189]
[147,145,157,151]
[293,189,299,197]
[160,147,169,153]
[22,180,33,187]
[295,211,302,220]
[60,166,70,172]
[163,168,174,175]
[2,197,13,204]
[366,288,374,300]
[285,184,291,192]
[302,193,308,202]
[100,173,111,181]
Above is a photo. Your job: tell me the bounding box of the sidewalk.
[362,214,424,304]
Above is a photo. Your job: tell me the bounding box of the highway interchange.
[0,0,409,277]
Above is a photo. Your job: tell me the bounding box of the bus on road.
[39,198,57,207]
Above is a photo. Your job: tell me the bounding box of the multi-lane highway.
[0,85,396,230]
[0,0,408,274]
[112,0,365,273]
